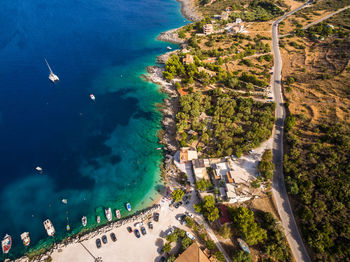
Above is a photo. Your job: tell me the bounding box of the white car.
[185,212,194,218]
[134,222,143,227]
[186,232,195,240]
[166,228,174,236]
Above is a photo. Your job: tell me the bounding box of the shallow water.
[0,0,186,259]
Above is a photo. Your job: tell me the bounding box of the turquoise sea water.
[0,0,186,259]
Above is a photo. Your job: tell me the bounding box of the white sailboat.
[45,58,59,83]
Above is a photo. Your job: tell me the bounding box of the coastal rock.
[157,28,186,45]
[156,50,178,64]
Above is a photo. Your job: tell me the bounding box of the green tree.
[166,233,178,243]
[206,240,216,251]
[172,189,184,202]
[258,150,275,180]
[163,242,171,253]
[232,249,252,262]
[181,236,193,249]
[285,115,296,131]
[219,224,232,239]
[175,81,181,90]
[228,207,267,245]
[215,251,225,262]
[195,179,212,191]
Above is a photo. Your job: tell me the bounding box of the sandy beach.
[49,197,198,262]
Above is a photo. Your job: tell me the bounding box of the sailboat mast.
[44,58,53,73]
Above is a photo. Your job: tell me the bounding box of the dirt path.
[302,5,350,29]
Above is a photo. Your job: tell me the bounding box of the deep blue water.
[0,0,186,259]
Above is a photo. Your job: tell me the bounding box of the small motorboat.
[90,94,95,101]
[105,208,112,222]
[43,219,55,237]
[1,234,12,254]
[167,46,172,50]
[62,199,68,204]
[126,202,132,212]
[115,210,121,219]
[96,216,101,224]
[82,216,87,227]
[66,224,70,231]
[20,232,30,247]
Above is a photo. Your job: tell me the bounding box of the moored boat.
[20,232,30,246]
[96,216,101,224]
[126,202,132,212]
[90,94,95,101]
[105,208,112,222]
[1,234,11,254]
[82,216,87,227]
[237,238,250,253]
[115,209,121,219]
[44,58,59,83]
[43,219,55,237]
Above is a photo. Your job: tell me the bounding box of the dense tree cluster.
[230,1,284,21]
[284,124,350,260]
[194,195,220,222]
[257,211,292,261]
[195,178,213,191]
[176,90,275,157]
[228,206,267,246]
[258,149,275,180]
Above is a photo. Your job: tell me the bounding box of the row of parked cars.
[95,232,117,248]
[126,212,160,238]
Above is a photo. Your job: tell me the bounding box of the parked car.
[127,226,133,233]
[186,231,195,240]
[159,256,166,262]
[134,229,141,238]
[185,211,194,218]
[176,214,185,221]
[148,221,153,229]
[134,222,143,227]
[141,226,147,235]
[183,195,188,201]
[174,201,182,208]
[166,227,174,236]
[95,238,102,249]
[185,200,190,205]
[154,212,159,222]
[110,232,117,242]
[102,235,108,244]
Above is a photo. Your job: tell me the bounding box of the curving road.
[271,1,312,262]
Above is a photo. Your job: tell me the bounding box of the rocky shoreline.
[12,204,161,262]
[176,0,202,22]
[145,66,179,155]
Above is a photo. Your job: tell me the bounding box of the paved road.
[303,5,350,29]
[271,2,313,262]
